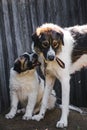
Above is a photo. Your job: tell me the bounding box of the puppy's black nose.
[48,55,55,61]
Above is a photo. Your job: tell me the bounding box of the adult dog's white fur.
[5,53,56,120]
[32,23,87,128]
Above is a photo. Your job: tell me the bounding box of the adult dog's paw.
[56,119,67,128]
[32,114,44,121]
[5,113,15,119]
[22,113,32,120]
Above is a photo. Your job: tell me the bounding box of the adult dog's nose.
[48,55,55,61]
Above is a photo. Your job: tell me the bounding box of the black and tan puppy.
[5,52,56,120]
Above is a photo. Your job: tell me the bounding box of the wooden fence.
[0,0,87,113]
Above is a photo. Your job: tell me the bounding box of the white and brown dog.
[5,52,56,120]
[31,23,87,128]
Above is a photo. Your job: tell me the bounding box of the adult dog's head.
[32,23,64,61]
[13,52,41,73]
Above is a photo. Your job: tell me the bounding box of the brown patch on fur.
[36,27,52,36]
[20,59,26,70]
[55,43,62,55]
[36,23,63,36]
[16,56,27,71]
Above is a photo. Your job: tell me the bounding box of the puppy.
[5,52,56,120]
[31,23,87,128]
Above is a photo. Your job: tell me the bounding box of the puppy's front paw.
[5,112,15,119]
[22,113,32,120]
[32,114,44,121]
[56,119,67,128]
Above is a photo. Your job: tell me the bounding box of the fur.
[31,23,87,128]
[5,52,56,120]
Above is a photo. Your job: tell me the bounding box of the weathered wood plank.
[11,0,23,56]
[2,0,14,68]
[0,27,9,112]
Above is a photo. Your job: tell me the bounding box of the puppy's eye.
[42,41,49,48]
[52,40,59,48]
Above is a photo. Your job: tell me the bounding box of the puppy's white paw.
[32,114,44,121]
[22,113,32,120]
[5,113,15,119]
[56,119,67,128]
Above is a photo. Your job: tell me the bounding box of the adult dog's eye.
[52,40,59,48]
[42,41,49,48]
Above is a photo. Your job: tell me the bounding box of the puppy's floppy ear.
[13,60,21,73]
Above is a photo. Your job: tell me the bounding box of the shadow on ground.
[0,108,87,130]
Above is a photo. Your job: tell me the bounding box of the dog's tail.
[47,90,57,110]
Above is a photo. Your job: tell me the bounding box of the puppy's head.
[32,23,64,61]
[13,52,41,73]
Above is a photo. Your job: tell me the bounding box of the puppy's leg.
[5,91,18,119]
[22,92,37,120]
[32,75,55,121]
[56,74,70,128]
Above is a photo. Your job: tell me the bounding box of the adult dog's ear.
[61,33,64,46]
[32,32,43,42]
[57,32,64,46]
[32,32,38,42]
[32,32,41,53]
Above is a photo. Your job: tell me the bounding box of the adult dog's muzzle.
[47,55,55,61]
[47,46,55,61]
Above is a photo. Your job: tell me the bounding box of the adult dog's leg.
[56,74,70,128]
[32,75,55,121]
[5,91,18,119]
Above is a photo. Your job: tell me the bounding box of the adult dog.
[31,23,87,128]
[5,52,56,120]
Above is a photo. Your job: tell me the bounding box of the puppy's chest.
[11,72,38,101]
[20,81,35,100]
[15,75,36,90]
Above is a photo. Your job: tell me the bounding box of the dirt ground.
[0,108,87,130]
